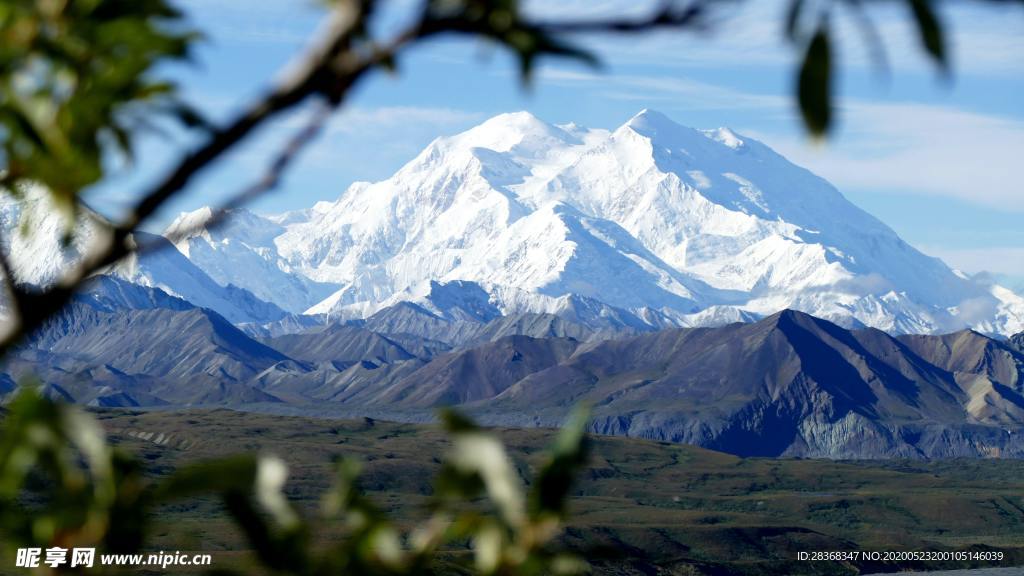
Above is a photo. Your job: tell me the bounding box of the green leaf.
[450,430,526,529]
[0,0,196,212]
[437,410,527,529]
[907,0,947,72]
[529,406,590,519]
[255,455,300,530]
[103,452,149,554]
[797,25,832,138]
[321,458,365,518]
[158,455,307,572]
[439,408,481,433]
[222,491,308,572]
[0,385,117,548]
[473,519,504,573]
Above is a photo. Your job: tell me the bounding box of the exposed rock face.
[10,298,286,406]
[266,324,422,364]
[356,302,638,347]
[1011,331,1024,353]
[470,311,1024,457]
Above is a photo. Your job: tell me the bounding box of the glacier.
[165,109,1024,335]
[4,109,1023,335]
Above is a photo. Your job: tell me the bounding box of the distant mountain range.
[3,109,1024,459]
[4,288,1024,457]
[161,109,1024,335]
[4,110,1023,335]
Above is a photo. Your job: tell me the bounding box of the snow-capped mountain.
[164,206,339,313]
[164,110,1024,335]
[0,190,286,325]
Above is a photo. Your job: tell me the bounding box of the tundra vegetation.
[0,0,1017,574]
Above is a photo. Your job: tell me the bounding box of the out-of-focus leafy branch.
[0,0,709,357]
[0,0,194,214]
[0,0,1000,356]
[0,386,592,575]
[787,0,960,134]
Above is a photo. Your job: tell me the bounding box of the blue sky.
[88,0,1024,286]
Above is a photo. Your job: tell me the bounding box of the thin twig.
[840,0,890,79]
[0,1,374,354]
[0,0,711,357]
[159,102,334,248]
[534,3,708,34]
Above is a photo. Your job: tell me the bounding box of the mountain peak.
[622,108,683,136]
[165,206,215,240]
[626,108,674,126]
[464,110,563,141]
[765,308,820,328]
[164,206,285,251]
[623,110,748,152]
[1011,331,1024,352]
[442,110,583,158]
[114,110,1024,337]
[480,110,547,129]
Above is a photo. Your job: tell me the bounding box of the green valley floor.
[27,409,1024,575]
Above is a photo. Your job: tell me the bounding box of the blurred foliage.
[0,387,592,575]
[0,2,1006,572]
[0,0,969,221]
[0,0,998,352]
[420,0,600,82]
[0,0,194,218]
[785,0,951,137]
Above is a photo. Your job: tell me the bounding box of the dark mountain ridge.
[7,297,1024,458]
[1011,330,1024,353]
[472,311,1024,457]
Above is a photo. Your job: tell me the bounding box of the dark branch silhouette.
[0,0,716,356]
[0,0,978,354]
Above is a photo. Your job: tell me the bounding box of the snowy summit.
[5,110,1021,336]
[164,109,1024,334]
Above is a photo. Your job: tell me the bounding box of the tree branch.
[0,0,712,357]
[0,1,377,354]
[160,102,334,248]
[533,3,708,34]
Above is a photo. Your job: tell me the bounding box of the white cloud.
[234,105,485,177]
[922,246,1024,277]
[538,68,786,110]
[290,106,484,168]
[762,101,1024,211]
[534,1,790,69]
[528,0,1024,75]
[922,245,1024,294]
[174,0,1024,77]
[176,0,323,46]
[319,106,485,136]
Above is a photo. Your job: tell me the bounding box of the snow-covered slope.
[0,188,102,289]
[0,190,286,325]
[158,110,1024,335]
[112,232,287,324]
[164,206,339,313]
